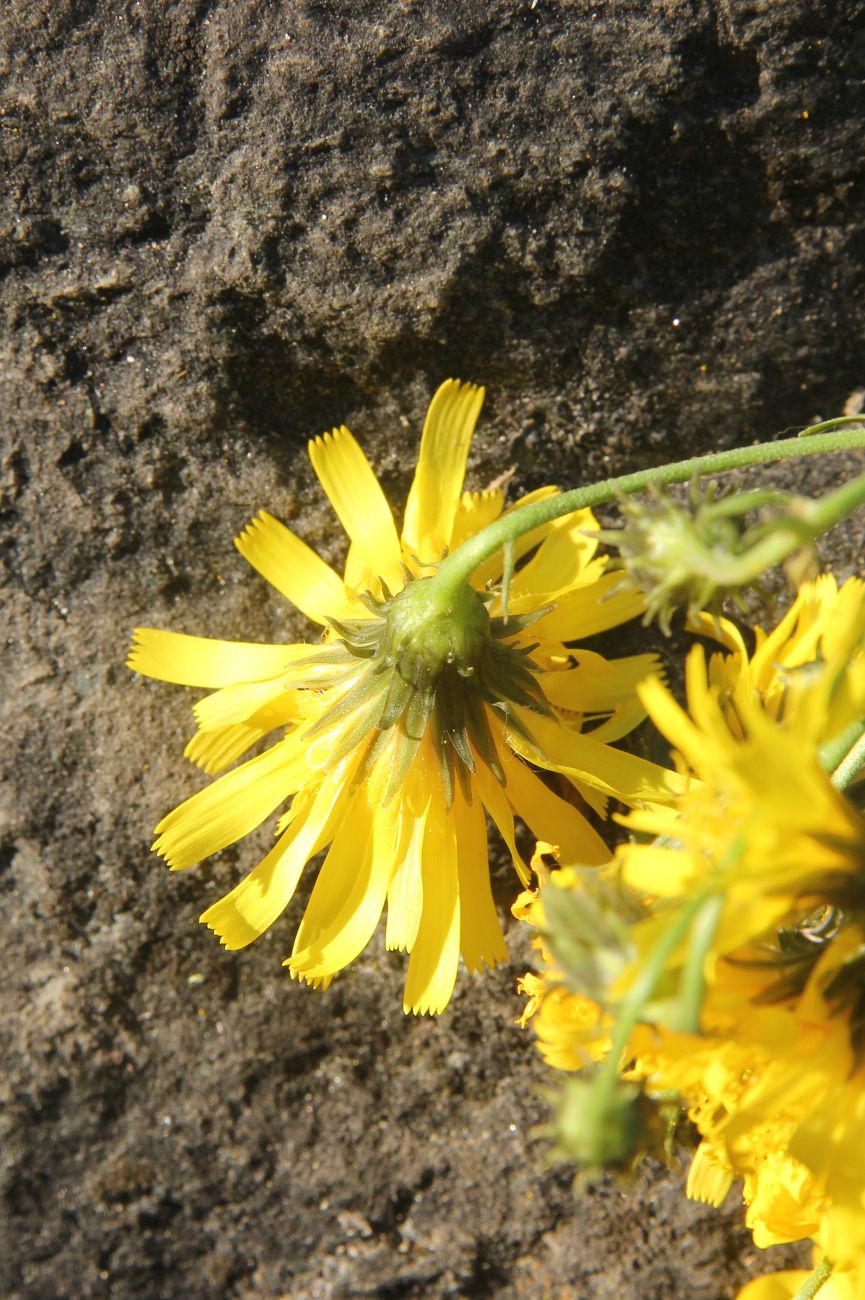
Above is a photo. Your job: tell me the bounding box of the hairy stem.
[832,729,865,792]
[434,420,865,596]
[792,1257,834,1300]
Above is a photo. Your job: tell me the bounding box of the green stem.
[820,718,865,777]
[718,470,865,583]
[704,487,792,517]
[434,421,865,595]
[792,1256,834,1300]
[594,888,712,1106]
[832,729,865,792]
[674,893,724,1033]
[594,837,743,1106]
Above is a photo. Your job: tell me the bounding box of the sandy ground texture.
[2,1,865,1296]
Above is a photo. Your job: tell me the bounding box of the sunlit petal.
[402,378,485,564]
[308,426,403,590]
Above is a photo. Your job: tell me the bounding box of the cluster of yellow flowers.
[519,576,865,1297]
[129,378,865,1295]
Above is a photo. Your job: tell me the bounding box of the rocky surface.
[2,1,864,1296]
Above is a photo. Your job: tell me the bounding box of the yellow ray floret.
[234,511,362,624]
[308,426,404,592]
[128,628,298,687]
[401,378,486,566]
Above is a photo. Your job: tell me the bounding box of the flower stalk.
[831,730,865,792]
[792,1258,834,1300]
[433,417,865,599]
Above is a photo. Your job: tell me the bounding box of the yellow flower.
[130,379,675,1014]
[520,579,865,1060]
[619,575,865,960]
[520,577,865,1270]
[623,580,865,1268]
[514,844,622,1068]
[642,930,865,1272]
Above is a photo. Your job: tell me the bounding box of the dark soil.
[2,2,864,1296]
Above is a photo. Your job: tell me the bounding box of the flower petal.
[198,820,310,952]
[403,785,461,1014]
[401,379,485,565]
[288,791,398,980]
[385,792,428,953]
[185,684,313,773]
[471,749,530,885]
[582,696,650,744]
[686,1143,734,1207]
[235,510,361,624]
[617,842,694,896]
[184,723,273,775]
[734,1274,813,1300]
[199,760,357,949]
[686,610,749,657]
[637,670,710,771]
[510,710,685,805]
[342,538,408,600]
[542,652,660,714]
[192,653,343,733]
[128,628,300,687]
[287,793,373,957]
[505,510,598,600]
[453,784,507,973]
[501,748,611,867]
[527,571,647,641]
[471,485,562,587]
[448,488,505,553]
[308,426,403,590]
[153,734,310,869]
[193,678,294,732]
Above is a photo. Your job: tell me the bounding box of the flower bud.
[598,481,789,632]
[547,1076,642,1169]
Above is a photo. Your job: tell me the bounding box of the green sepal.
[378,671,416,732]
[304,667,386,737]
[464,693,504,784]
[437,675,475,772]
[404,684,435,743]
[480,654,554,717]
[318,684,389,767]
[489,607,552,638]
[384,725,424,805]
[350,728,391,794]
[287,646,360,669]
[499,705,545,758]
[430,706,455,810]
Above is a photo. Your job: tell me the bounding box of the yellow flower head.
[617,579,865,1266]
[627,923,865,1271]
[514,843,631,1068]
[519,576,865,1267]
[130,380,673,1014]
[620,575,865,959]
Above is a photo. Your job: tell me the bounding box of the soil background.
[2,2,865,1297]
